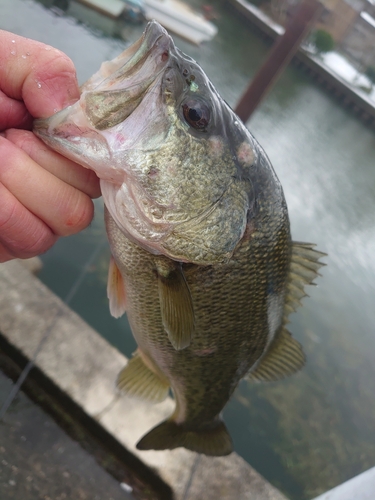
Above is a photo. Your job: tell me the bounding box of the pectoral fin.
[107,255,126,318]
[156,261,194,351]
[107,255,127,318]
[117,350,170,404]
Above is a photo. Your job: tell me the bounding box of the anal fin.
[248,327,305,382]
[156,260,194,351]
[107,255,127,318]
[117,350,170,404]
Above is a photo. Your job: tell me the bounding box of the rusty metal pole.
[234,0,323,123]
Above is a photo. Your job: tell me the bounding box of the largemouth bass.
[34,21,325,456]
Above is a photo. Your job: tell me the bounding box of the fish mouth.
[33,22,249,265]
[33,21,173,161]
[82,20,171,94]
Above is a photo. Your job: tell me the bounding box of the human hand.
[0,30,101,263]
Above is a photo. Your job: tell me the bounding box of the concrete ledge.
[18,256,43,275]
[312,466,375,500]
[0,260,288,500]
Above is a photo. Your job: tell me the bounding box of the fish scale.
[105,190,288,444]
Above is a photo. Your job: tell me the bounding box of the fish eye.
[182,99,210,130]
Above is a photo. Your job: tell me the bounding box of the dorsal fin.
[248,241,326,382]
[285,242,327,320]
[155,260,195,351]
[107,255,127,318]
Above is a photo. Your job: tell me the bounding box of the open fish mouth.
[81,20,171,95]
[33,21,251,265]
[33,21,172,158]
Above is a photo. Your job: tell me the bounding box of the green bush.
[312,29,334,53]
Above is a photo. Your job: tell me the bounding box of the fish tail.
[136,419,233,456]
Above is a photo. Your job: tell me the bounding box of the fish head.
[34,21,259,264]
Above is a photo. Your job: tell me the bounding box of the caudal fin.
[136,419,233,456]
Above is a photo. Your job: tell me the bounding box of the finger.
[5,129,101,198]
[0,136,94,237]
[0,242,16,263]
[0,30,79,118]
[0,182,58,261]
[0,90,33,131]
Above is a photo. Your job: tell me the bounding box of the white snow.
[361,11,375,28]
[319,51,375,101]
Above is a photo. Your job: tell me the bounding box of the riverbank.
[227,0,375,128]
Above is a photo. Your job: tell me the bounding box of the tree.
[312,29,334,54]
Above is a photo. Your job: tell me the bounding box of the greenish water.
[2,1,375,498]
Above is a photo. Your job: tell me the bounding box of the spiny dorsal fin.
[285,242,327,320]
[107,255,127,318]
[248,327,305,382]
[291,241,327,262]
[156,260,195,351]
[117,349,170,404]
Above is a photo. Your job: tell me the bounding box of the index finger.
[0,30,80,119]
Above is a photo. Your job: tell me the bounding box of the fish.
[34,21,326,457]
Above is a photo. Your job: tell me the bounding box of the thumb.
[0,30,80,118]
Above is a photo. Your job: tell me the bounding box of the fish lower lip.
[143,20,170,48]
[120,21,171,78]
[75,21,172,98]
[34,116,92,142]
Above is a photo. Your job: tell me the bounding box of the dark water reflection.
[1,1,375,498]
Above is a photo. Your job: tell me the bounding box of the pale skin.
[0,30,101,263]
